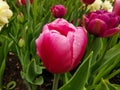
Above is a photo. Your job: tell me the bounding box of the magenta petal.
[83,15,89,27]
[87,19,107,36]
[36,34,44,59]
[101,28,120,37]
[113,0,120,16]
[47,18,76,36]
[72,27,87,69]
[37,31,72,73]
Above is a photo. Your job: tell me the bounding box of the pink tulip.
[83,10,120,37]
[50,5,67,18]
[81,0,95,5]
[113,0,120,16]
[36,18,87,73]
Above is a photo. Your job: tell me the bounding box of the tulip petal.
[47,18,76,36]
[113,0,120,16]
[83,15,89,27]
[36,31,72,73]
[107,16,120,28]
[100,28,120,37]
[72,27,87,69]
[87,18,107,36]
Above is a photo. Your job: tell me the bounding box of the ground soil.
[2,52,120,90]
[2,52,53,90]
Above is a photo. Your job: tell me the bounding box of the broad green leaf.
[25,60,43,85]
[92,43,120,73]
[93,55,120,84]
[59,52,93,90]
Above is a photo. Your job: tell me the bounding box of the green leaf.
[0,59,5,87]
[93,55,120,84]
[95,78,109,90]
[25,60,43,85]
[93,42,120,73]
[59,52,93,90]
[90,38,103,65]
[95,79,119,90]
[30,38,36,56]
[0,35,10,87]
[105,80,118,90]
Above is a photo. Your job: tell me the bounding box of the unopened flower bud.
[17,12,24,23]
[18,38,25,48]
[50,4,67,18]
[81,0,95,5]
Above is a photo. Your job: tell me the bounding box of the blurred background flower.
[87,0,113,12]
[0,0,13,31]
[50,4,67,18]
[81,0,95,5]
[113,0,120,16]
[17,0,33,5]
[83,10,120,37]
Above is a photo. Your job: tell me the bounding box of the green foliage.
[59,52,93,90]
[0,35,11,87]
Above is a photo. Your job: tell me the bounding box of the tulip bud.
[18,38,25,48]
[17,12,24,23]
[50,4,67,18]
[36,18,87,73]
[113,0,120,16]
[81,0,95,5]
[83,10,120,37]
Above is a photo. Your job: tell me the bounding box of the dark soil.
[2,52,54,90]
[2,52,120,90]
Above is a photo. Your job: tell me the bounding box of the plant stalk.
[52,74,60,90]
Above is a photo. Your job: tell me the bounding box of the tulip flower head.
[81,0,95,5]
[36,18,87,73]
[83,10,120,37]
[113,0,120,16]
[0,0,13,31]
[50,5,67,18]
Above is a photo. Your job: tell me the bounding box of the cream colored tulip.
[0,0,13,31]
[87,0,103,11]
[102,0,113,12]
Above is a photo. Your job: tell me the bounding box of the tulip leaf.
[95,79,119,90]
[97,42,120,71]
[0,35,10,87]
[105,80,118,90]
[30,38,36,56]
[93,55,120,85]
[0,59,5,87]
[59,52,93,90]
[95,78,109,90]
[25,60,43,85]
[90,38,103,65]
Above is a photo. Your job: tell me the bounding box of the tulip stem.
[52,74,60,90]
